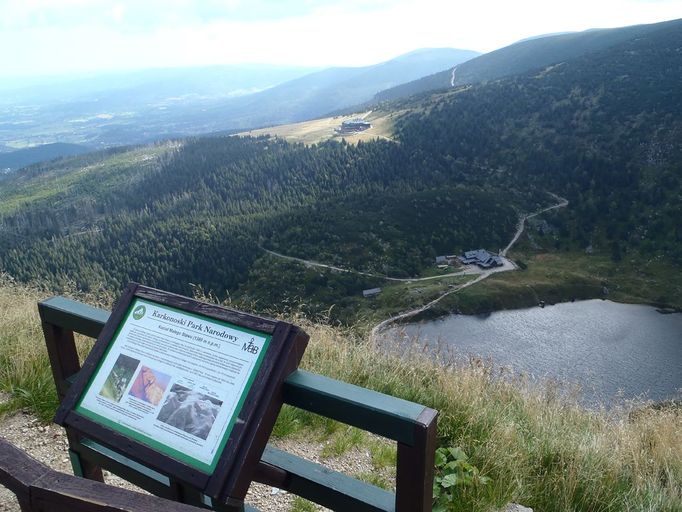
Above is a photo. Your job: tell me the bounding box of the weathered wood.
[31,471,208,512]
[261,446,395,512]
[0,437,48,498]
[55,284,309,507]
[283,370,427,445]
[40,320,81,402]
[395,407,438,511]
[136,287,277,334]
[38,296,109,340]
[39,308,105,483]
[0,437,208,512]
[76,439,177,499]
[212,325,310,503]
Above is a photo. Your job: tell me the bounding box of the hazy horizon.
[2,0,680,79]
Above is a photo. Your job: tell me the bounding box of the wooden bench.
[36,296,438,511]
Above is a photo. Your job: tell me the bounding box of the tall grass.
[0,276,108,421]
[292,319,681,511]
[0,281,679,510]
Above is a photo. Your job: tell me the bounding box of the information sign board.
[55,283,309,504]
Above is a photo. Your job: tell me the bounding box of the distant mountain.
[0,65,319,106]
[0,143,92,172]
[373,18,682,103]
[1,19,681,320]
[0,49,479,149]
[158,47,481,131]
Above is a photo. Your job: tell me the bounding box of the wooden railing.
[33,296,437,511]
[0,436,204,512]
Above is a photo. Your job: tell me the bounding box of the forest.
[0,21,680,323]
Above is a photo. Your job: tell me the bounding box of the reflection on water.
[383,300,682,406]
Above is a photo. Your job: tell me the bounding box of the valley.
[1,18,681,329]
[1,12,681,512]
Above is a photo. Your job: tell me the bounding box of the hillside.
[393,18,682,267]
[0,18,680,325]
[0,279,680,511]
[372,18,682,103]
[175,48,479,131]
[0,142,92,172]
[0,49,478,149]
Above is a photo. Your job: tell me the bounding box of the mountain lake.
[383,299,682,406]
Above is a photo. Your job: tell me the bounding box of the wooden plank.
[0,437,48,497]
[260,446,395,512]
[76,440,176,499]
[136,287,277,334]
[395,407,438,512]
[215,326,310,502]
[39,307,105,483]
[39,297,110,339]
[283,371,427,445]
[40,318,82,401]
[31,471,209,512]
[0,438,211,512]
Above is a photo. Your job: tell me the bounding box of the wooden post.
[395,407,438,511]
[39,317,104,483]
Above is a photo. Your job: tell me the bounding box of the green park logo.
[132,305,146,320]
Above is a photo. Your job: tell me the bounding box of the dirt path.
[501,193,568,257]
[263,193,567,340]
[262,248,479,282]
[371,194,569,340]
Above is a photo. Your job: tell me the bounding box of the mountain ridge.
[372,17,682,103]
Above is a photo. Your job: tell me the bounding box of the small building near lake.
[458,249,503,269]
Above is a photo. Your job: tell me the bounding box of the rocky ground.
[0,405,393,511]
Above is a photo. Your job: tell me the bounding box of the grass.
[237,110,397,146]
[0,143,176,216]
[0,279,680,511]
[290,497,318,512]
[423,248,682,319]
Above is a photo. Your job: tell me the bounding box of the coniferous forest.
[0,20,680,323]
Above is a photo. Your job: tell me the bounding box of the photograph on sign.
[75,297,271,472]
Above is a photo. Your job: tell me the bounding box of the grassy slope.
[1,279,679,511]
[418,247,682,321]
[0,143,175,216]
[237,109,398,146]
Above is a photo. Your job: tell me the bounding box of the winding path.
[262,192,568,340]
[262,249,480,282]
[370,193,568,340]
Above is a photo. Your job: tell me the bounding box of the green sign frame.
[55,283,309,504]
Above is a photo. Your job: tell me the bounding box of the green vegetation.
[433,447,491,511]
[419,240,682,320]
[0,281,679,511]
[1,18,680,325]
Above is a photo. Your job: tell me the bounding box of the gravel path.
[0,406,393,511]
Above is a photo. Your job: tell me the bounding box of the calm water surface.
[385,300,682,405]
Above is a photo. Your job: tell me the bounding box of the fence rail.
[33,295,437,511]
[0,436,205,512]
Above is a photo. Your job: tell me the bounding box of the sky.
[1,0,680,78]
